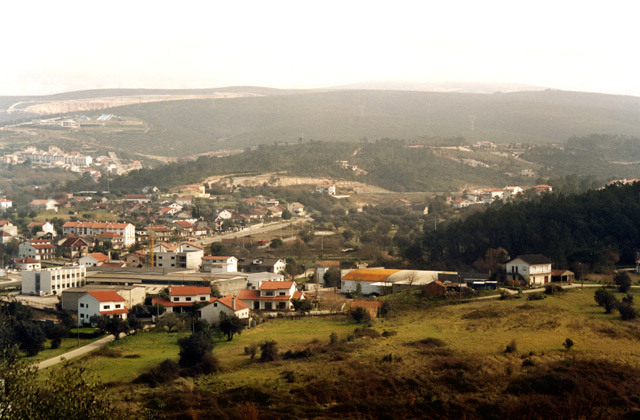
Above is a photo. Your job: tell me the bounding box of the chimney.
[232,296,236,310]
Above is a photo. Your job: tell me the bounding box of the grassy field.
[24,334,105,363]
[63,288,640,418]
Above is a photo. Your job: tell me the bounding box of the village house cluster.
[448,184,553,208]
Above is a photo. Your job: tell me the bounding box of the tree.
[14,321,46,356]
[594,288,619,314]
[105,317,129,340]
[563,338,574,350]
[178,331,214,367]
[209,242,227,256]
[127,315,142,332]
[342,229,354,242]
[351,306,369,323]
[270,238,284,248]
[291,298,313,313]
[323,267,341,288]
[218,313,245,341]
[614,271,632,293]
[618,301,638,320]
[281,209,292,220]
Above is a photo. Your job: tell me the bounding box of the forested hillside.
[412,182,640,270]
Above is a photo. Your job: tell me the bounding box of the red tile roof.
[87,252,109,262]
[99,308,129,315]
[259,281,295,291]
[64,221,130,229]
[202,256,235,260]
[87,291,125,302]
[211,295,249,311]
[170,286,211,296]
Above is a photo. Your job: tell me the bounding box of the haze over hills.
[0,87,639,159]
[331,81,546,93]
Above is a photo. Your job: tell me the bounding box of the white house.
[29,199,59,212]
[21,266,87,295]
[198,294,250,325]
[238,258,286,274]
[78,291,128,326]
[287,202,305,217]
[217,210,233,220]
[79,252,110,267]
[0,220,18,237]
[237,280,304,311]
[12,257,41,271]
[505,254,553,286]
[63,221,136,247]
[153,242,204,270]
[201,256,238,273]
[0,198,13,210]
[27,221,56,237]
[152,286,211,313]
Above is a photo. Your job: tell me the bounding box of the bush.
[618,302,638,321]
[418,337,447,347]
[504,339,518,354]
[282,348,313,360]
[178,331,214,368]
[329,332,338,344]
[594,288,619,314]
[563,338,574,350]
[351,306,370,323]
[527,292,546,301]
[260,340,279,362]
[135,359,181,387]
[544,284,564,295]
[614,272,632,293]
[522,358,536,367]
[244,344,258,360]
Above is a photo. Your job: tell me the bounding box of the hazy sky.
[2,0,639,96]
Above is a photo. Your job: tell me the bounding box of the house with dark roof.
[58,236,91,259]
[238,258,286,274]
[505,254,553,286]
[18,239,56,261]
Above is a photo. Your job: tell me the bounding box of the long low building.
[341,268,458,295]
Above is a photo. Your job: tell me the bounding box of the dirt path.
[37,334,117,370]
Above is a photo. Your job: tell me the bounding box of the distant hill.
[1,88,639,158]
[331,81,545,93]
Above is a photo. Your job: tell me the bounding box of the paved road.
[37,334,117,370]
[198,217,312,246]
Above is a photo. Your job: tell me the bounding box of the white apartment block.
[22,266,87,296]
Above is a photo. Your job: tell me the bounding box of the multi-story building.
[63,221,136,247]
[153,242,204,270]
[22,266,87,295]
[18,239,56,261]
[237,280,303,311]
[78,291,128,326]
[201,256,238,273]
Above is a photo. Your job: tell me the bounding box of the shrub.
[544,284,564,295]
[594,288,619,314]
[351,306,370,323]
[260,340,279,362]
[329,332,338,344]
[135,359,181,387]
[504,339,518,354]
[563,338,574,350]
[522,359,536,367]
[282,348,313,360]
[178,331,213,368]
[614,272,632,293]
[418,337,446,347]
[244,344,258,360]
[618,302,638,321]
[381,330,397,338]
[527,292,546,301]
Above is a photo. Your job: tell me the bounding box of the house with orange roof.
[237,280,304,311]
[198,294,250,325]
[79,252,110,267]
[341,268,401,295]
[78,290,128,325]
[175,197,192,206]
[152,286,212,313]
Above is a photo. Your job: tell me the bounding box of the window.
[173,297,180,302]
[80,313,84,318]
[115,304,121,309]
[200,296,206,301]
[279,292,286,296]
[214,303,217,307]
[103,305,111,310]
[80,303,84,308]
[186,297,192,301]
[265,291,274,296]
